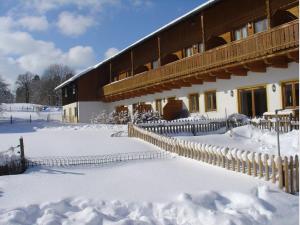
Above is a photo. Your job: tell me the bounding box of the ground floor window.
[189,93,199,113]
[155,99,163,115]
[205,91,217,112]
[238,86,267,117]
[74,107,78,118]
[282,81,299,109]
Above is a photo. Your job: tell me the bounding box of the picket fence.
[128,123,299,194]
[250,118,299,133]
[138,118,229,135]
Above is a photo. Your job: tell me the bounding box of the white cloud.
[14,0,122,14]
[18,16,49,31]
[0,17,96,86]
[57,12,94,36]
[104,47,120,59]
[130,0,152,7]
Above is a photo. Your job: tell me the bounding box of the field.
[0,117,298,225]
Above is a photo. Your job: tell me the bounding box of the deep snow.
[0,121,298,225]
[178,125,299,156]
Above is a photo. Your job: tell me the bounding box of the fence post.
[19,137,26,172]
[264,154,269,181]
[295,155,299,192]
[271,155,276,183]
[284,156,289,193]
[277,156,283,190]
[289,156,294,194]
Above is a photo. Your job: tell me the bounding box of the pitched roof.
[55,0,219,90]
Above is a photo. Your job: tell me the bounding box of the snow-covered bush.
[133,110,161,124]
[227,113,249,126]
[91,110,131,124]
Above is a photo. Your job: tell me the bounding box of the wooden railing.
[103,20,298,97]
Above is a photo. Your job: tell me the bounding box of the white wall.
[78,101,109,123]
[62,102,78,123]
[109,62,298,118]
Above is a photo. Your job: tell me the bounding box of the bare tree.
[39,64,74,105]
[15,72,34,103]
[0,76,14,104]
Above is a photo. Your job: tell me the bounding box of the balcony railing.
[103,20,299,98]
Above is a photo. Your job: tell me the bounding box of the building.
[55,0,299,123]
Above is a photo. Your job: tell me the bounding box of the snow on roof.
[55,0,219,90]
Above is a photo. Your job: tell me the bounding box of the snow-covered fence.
[0,112,63,124]
[250,117,299,132]
[137,118,228,136]
[25,151,171,168]
[128,123,299,194]
[0,137,26,176]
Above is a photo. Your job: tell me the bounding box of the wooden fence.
[250,117,299,133]
[139,119,227,135]
[128,123,299,194]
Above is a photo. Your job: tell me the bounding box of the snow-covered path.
[0,122,298,225]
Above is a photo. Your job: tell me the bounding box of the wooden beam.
[226,67,248,76]
[265,0,271,29]
[245,61,267,73]
[287,51,299,62]
[131,50,134,76]
[158,36,161,66]
[202,76,216,82]
[210,71,231,79]
[264,56,288,68]
[201,12,206,50]
[183,77,203,84]
[109,62,112,83]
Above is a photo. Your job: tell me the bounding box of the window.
[64,88,68,98]
[155,99,163,115]
[282,81,299,108]
[254,19,268,33]
[189,93,199,113]
[151,59,159,69]
[234,25,248,40]
[205,91,217,111]
[72,85,76,95]
[198,42,204,53]
[74,107,78,117]
[184,46,193,57]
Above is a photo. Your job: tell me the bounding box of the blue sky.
[0,0,206,86]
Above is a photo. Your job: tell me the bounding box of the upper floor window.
[64,88,68,98]
[184,46,194,57]
[205,91,217,112]
[234,25,248,41]
[72,85,76,95]
[152,59,159,69]
[254,19,268,33]
[282,81,299,108]
[189,93,199,113]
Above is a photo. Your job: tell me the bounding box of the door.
[239,86,267,117]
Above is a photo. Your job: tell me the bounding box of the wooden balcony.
[102,20,299,102]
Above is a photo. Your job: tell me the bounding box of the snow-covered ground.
[0,121,298,224]
[178,125,299,156]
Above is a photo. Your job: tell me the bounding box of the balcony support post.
[201,12,206,51]
[158,36,161,66]
[265,0,271,29]
[131,50,134,76]
[109,62,112,83]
